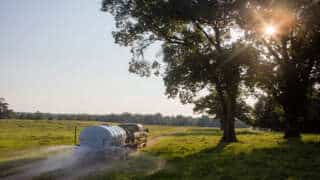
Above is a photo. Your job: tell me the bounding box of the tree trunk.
[283,102,302,139]
[280,63,303,139]
[221,94,237,143]
[221,116,237,142]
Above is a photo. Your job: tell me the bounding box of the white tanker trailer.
[79,124,148,151]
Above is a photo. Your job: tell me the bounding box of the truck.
[79,123,149,150]
[118,123,148,149]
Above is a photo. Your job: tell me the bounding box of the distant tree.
[102,0,258,142]
[239,0,320,138]
[0,98,14,119]
[303,86,320,132]
[194,88,254,128]
[254,95,284,131]
[34,111,43,120]
[254,87,320,133]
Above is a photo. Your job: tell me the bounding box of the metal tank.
[79,125,127,150]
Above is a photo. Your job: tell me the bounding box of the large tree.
[239,0,320,138]
[102,0,258,142]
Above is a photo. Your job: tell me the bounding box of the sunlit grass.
[93,128,320,180]
[0,120,319,179]
[0,119,110,161]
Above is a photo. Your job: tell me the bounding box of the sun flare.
[264,25,276,36]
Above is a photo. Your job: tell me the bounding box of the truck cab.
[118,123,148,148]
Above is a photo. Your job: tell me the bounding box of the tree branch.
[261,38,283,63]
[193,21,220,52]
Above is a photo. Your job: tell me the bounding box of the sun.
[264,25,277,36]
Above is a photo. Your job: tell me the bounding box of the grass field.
[0,119,107,162]
[0,119,320,179]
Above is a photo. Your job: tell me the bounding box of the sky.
[0,0,194,116]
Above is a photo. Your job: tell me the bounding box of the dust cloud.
[3,146,165,180]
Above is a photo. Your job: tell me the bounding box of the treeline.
[13,112,249,128]
[2,96,319,132]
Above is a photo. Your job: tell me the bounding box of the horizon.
[15,111,202,117]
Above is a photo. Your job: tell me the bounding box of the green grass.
[90,128,320,180]
[0,119,320,179]
[0,119,109,161]
[0,120,184,162]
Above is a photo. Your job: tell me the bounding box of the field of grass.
[0,119,108,162]
[0,120,183,162]
[0,119,320,179]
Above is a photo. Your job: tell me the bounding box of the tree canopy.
[102,0,320,141]
[239,0,320,138]
[102,0,259,142]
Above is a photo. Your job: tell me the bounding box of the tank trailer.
[79,123,148,150]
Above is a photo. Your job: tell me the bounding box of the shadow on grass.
[94,138,320,180]
[142,140,320,180]
[168,128,259,137]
